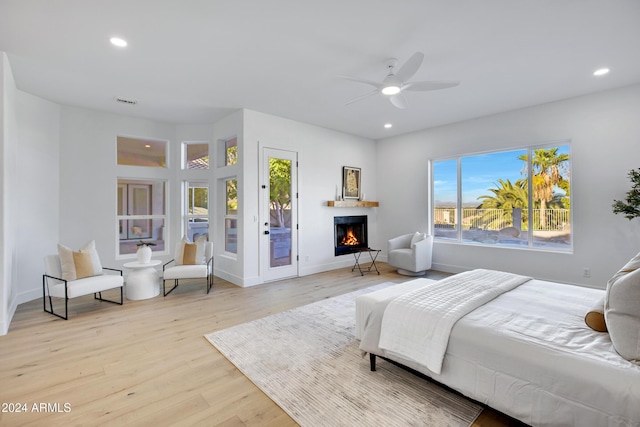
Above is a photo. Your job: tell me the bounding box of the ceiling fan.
[342,52,460,109]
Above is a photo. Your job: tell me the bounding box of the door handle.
[264,230,270,235]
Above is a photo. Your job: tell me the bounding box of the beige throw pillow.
[58,240,103,281]
[605,251,640,361]
[175,236,206,265]
[182,243,198,265]
[584,296,607,332]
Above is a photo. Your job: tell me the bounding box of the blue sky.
[434,146,570,206]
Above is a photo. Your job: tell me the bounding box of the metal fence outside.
[434,208,570,231]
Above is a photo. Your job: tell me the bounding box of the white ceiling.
[1,0,639,140]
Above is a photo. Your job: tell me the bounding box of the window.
[225,137,238,166]
[117,136,167,167]
[185,181,209,241]
[184,142,209,169]
[225,178,238,253]
[117,179,166,256]
[433,144,571,251]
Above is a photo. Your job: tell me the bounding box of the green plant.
[136,240,157,247]
[612,168,640,220]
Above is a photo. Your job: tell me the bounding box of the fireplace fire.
[334,215,368,256]
[340,230,360,246]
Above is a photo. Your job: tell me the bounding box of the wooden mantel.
[327,200,379,208]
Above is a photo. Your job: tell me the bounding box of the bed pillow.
[607,251,640,285]
[57,240,103,281]
[605,252,640,361]
[584,296,607,332]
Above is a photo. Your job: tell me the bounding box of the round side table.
[123,260,161,300]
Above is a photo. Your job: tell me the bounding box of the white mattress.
[356,279,640,427]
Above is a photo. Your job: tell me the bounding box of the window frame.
[431,142,572,252]
[116,178,168,258]
[117,135,168,168]
[182,141,210,170]
[225,137,238,166]
[184,180,209,241]
[224,178,238,254]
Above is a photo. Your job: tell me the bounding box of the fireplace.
[334,215,368,256]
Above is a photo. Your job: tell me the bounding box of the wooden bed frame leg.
[369,353,376,371]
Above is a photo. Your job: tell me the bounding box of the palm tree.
[477,179,528,229]
[518,148,570,228]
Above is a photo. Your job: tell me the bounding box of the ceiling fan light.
[381,85,401,95]
[110,37,127,47]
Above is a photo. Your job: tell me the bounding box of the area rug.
[205,283,482,427]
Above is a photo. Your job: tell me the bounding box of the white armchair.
[387,232,433,276]
[163,239,214,296]
[43,241,124,320]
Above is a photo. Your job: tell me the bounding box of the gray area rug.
[205,283,482,427]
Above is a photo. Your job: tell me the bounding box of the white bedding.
[357,278,640,426]
[378,269,530,374]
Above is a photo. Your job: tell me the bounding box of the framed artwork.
[342,166,361,199]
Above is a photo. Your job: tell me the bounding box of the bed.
[356,269,640,427]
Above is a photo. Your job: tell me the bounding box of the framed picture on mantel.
[342,166,361,200]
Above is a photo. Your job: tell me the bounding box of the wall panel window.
[185,181,209,241]
[117,179,166,256]
[225,178,238,253]
[225,137,238,166]
[184,142,209,169]
[433,144,571,251]
[117,136,167,167]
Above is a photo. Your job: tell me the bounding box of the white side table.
[123,260,161,300]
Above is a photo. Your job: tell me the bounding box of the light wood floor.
[0,263,525,426]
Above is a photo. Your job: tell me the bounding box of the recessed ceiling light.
[110,37,127,47]
[593,68,610,76]
[144,144,151,148]
[384,123,393,129]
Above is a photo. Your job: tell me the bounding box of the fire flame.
[340,230,360,246]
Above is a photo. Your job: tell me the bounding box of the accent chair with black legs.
[43,240,124,320]
[162,237,214,296]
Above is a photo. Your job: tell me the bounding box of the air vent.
[116,97,137,105]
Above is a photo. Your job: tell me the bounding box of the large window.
[185,181,209,241]
[433,144,571,251]
[117,179,166,256]
[225,178,238,254]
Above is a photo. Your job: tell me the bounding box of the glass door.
[261,148,298,281]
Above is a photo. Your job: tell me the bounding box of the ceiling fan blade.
[390,93,408,109]
[404,80,461,91]
[394,52,424,83]
[345,89,378,105]
[338,75,380,89]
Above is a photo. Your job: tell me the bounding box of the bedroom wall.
[14,90,61,304]
[210,110,244,285]
[0,51,18,335]
[58,106,177,270]
[376,83,640,288]
[241,109,377,285]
